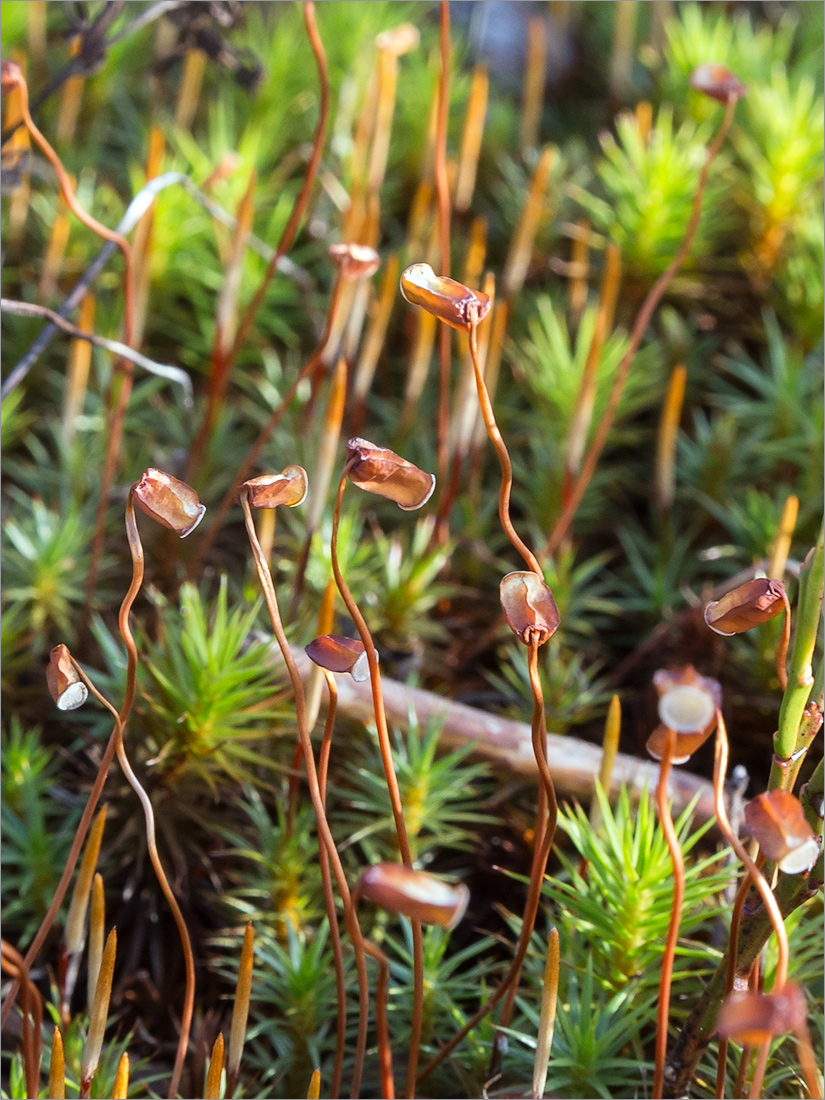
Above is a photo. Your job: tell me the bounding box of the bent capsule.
[345,437,435,510]
[400,262,491,330]
[500,571,560,646]
[132,468,205,537]
[305,635,371,682]
[357,863,469,929]
[241,466,308,510]
[47,644,88,711]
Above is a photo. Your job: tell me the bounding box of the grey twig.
[2,171,313,401]
[1,298,193,408]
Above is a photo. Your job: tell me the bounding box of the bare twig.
[1,298,193,406]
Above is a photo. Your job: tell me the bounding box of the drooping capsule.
[132,468,205,537]
[704,578,786,636]
[328,243,381,280]
[499,571,560,646]
[47,644,88,711]
[646,666,722,763]
[305,635,371,682]
[356,863,469,930]
[241,466,308,510]
[400,262,491,330]
[744,790,820,875]
[689,64,746,104]
[345,437,435,510]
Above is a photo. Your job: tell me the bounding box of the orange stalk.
[654,364,687,513]
[455,65,489,213]
[520,15,547,153]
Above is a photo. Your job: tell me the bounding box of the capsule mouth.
[657,685,715,734]
[57,682,89,711]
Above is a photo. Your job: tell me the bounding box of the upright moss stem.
[329,472,422,1098]
[653,726,684,1100]
[773,525,824,767]
[434,0,452,502]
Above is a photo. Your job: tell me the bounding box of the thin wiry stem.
[544,92,740,557]
[319,670,347,1100]
[119,495,192,1100]
[329,472,419,1097]
[716,846,764,1098]
[239,493,371,1099]
[70,662,195,1100]
[467,314,542,575]
[748,1038,771,1100]
[491,637,557,1075]
[653,727,684,1100]
[713,711,789,992]
[225,1,329,370]
[0,941,42,1098]
[420,639,556,1084]
[193,275,344,570]
[1,170,310,402]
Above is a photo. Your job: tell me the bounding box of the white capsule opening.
[57,682,88,711]
[658,685,715,734]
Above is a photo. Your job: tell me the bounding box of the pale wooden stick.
[272,645,715,820]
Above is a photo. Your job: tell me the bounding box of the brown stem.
[71,666,195,1100]
[227,2,328,370]
[748,1039,770,1100]
[653,727,685,1100]
[193,275,344,570]
[0,725,120,1031]
[239,493,370,1099]
[491,638,558,1075]
[434,0,452,506]
[418,811,554,1084]
[544,92,739,557]
[1,941,42,1099]
[118,496,193,1099]
[713,710,789,993]
[776,591,791,694]
[361,939,395,1100]
[329,473,423,1096]
[319,670,347,1100]
[792,1017,824,1100]
[467,315,542,575]
[715,847,765,1098]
